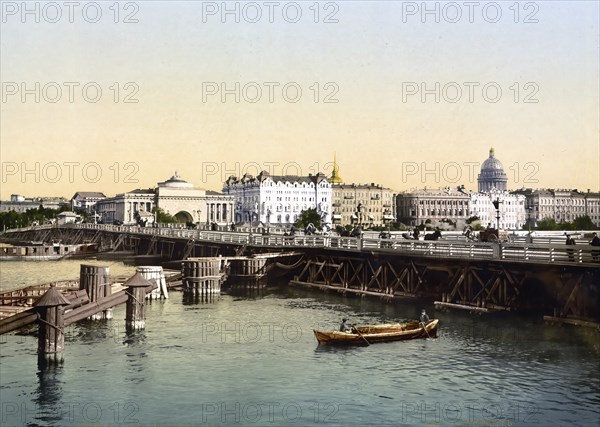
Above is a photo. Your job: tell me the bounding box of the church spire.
[330,153,343,184]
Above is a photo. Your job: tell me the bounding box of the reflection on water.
[181,291,219,305]
[1,262,599,427]
[35,361,64,425]
[124,330,148,385]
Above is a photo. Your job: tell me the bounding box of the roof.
[57,211,79,217]
[225,171,329,186]
[157,172,194,189]
[35,286,71,307]
[127,188,156,195]
[124,272,154,288]
[72,192,106,199]
[332,183,392,191]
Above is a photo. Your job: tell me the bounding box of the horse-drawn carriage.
[463,225,510,243]
[478,228,510,243]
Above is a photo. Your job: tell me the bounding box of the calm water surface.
[0,261,599,427]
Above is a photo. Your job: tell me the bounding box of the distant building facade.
[332,183,395,227]
[222,171,332,226]
[513,188,600,227]
[56,211,81,225]
[328,157,395,227]
[396,187,471,227]
[71,192,106,213]
[0,195,68,213]
[470,190,527,230]
[95,173,235,225]
[396,187,527,230]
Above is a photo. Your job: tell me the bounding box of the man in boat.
[339,318,352,332]
[420,309,430,324]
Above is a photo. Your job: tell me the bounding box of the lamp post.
[492,198,502,230]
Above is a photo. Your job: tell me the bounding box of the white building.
[71,192,106,213]
[222,171,332,226]
[470,190,527,230]
[396,187,471,228]
[56,211,81,225]
[0,195,68,213]
[95,173,235,226]
[513,188,600,227]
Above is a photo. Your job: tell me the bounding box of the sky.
[1,0,599,199]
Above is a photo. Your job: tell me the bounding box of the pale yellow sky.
[1,1,599,199]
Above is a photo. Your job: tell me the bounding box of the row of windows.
[265,205,311,213]
[410,199,469,206]
[339,199,389,205]
[338,207,386,213]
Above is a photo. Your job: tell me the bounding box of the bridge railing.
[4,223,599,265]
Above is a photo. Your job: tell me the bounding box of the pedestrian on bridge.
[590,232,600,262]
[565,234,576,262]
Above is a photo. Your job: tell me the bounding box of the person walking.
[590,232,600,262]
[565,234,576,262]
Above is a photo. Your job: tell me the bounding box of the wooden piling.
[79,264,111,319]
[34,286,71,363]
[123,273,154,330]
[182,258,222,295]
[137,266,169,299]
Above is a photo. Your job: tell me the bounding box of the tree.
[536,217,559,231]
[152,207,177,223]
[294,208,322,229]
[572,216,598,230]
[466,216,480,224]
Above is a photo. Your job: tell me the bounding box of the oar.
[352,326,370,346]
[420,321,432,339]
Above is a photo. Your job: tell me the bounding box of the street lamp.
[492,198,502,230]
[356,203,363,227]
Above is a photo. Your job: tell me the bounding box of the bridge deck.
[2,224,599,266]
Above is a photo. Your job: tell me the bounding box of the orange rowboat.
[313,319,439,345]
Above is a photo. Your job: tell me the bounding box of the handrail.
[3,223,599,266]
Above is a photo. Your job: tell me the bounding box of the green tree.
[466,216,480,224]
[572,216,598,230]
[294,208,322,229]
[536,217,559,230]
[152,207,177,223]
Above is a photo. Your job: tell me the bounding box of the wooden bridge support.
[137,266,169,299]
[34,286,71,363]
[291,253,600,322]
[182,258,223,295]
[291,255,430,300]
[79,265,112,319]
[435,265,525,312]
[123,273,154,330]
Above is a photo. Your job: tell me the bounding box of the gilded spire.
[330,153,343,184]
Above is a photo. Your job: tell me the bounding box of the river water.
[0,260,599,427]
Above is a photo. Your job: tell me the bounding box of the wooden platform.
[543,316,600,330]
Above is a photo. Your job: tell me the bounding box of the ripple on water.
[1,271,599,427]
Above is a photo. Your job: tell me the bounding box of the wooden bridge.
[2,224,599,325]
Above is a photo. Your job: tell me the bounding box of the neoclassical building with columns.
[95,172,235,225]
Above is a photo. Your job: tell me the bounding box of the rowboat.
[313,319,439,345]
